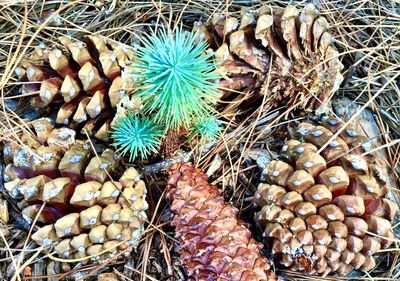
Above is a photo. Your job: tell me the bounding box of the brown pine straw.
[1,0,400,280]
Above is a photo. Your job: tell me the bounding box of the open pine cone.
[15,35,137,142]
[167,163,278,281]
[3,119,148,263]
[253,116,398,276]
[194,4,343,116]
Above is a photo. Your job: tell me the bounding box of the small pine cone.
[253,117,398,276]
[15,35,138,142]
[194,4,343,115]
[30,167,147,263]
[167,163,278,281]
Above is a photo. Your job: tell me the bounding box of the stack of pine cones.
[1,2,398,281]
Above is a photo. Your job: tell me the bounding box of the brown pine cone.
[253,116,398,276]
[194,4,343,116]
[15,35,138,142]
[2,119,148,263]
[167,163,279,281]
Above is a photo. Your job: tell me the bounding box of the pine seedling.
[111,113,163,161]
[129,27,219,131]
[189,116,223,143]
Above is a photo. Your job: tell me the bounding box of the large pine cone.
[167,163,278,281]
[253,116,398,276]
[3,119,148,263]
[194,4,343,115]
[15,35,136,142]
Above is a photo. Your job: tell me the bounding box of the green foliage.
[130,27,219,131]
[190,116,223,143]
[111,113,163,161]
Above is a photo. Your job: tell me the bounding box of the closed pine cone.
[194,4,344,116]
[15,35,138,142]
[253,116,398,276]
[3,118,148,263]
[167,162,279,281]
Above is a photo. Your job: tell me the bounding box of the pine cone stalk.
[167,163,278,281]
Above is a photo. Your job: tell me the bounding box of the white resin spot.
[42,238,52,247]
[89,218,97,225]
[27,67,35,79]
[15,68,22,76]
[298,209,306,215]
[98,237,105,243]
[354,230,361,235]
[78,246,85,252]
[110,53,117,62]
[255,193,261,199]
[329,176,339,184]
[312,130,323,137]
[64,226,72,234]
[346,129,357,137]
[88,70,95,81]
[312,224,319,229]
[112,190,120,197]
[296,147,305,154]
[63,251,70,257]
[293,180,301,186]
[116,234,121,240]
[329,140,340,148]
[281,145,288,152]
[112,214,119,221]
[70,154,83,163]
[272,170,280,177]
[54,49,62,58]
[284,199,291,205]
[351,160,363,170]
[44,89,52,101]
[99,163,109,170]
[347,207,355,213]
[83,192,94,201]
[366,186,374,193]
[69,87,76,97]
[303,161,313,168]
[94,191,100,197]
[327,214,336,220]
[312,193,322,200]
[131,195,138,201]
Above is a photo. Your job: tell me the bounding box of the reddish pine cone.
[194,4,343,115]
[167,163,279,281]
[15,35,139,142]
[253,117,398,276]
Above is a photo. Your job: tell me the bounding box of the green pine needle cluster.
[190,116,223,143]
[130,27,219,131]
[111,114,163,162]
[112,27,223,162]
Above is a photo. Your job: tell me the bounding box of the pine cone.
[15,35,137,142]
[194,4,343,115]
[167,163,278,281]
[2,119,148,263]
[253,116,398,276]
